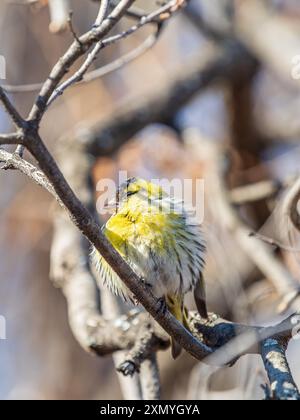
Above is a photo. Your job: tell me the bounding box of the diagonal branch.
[0,87,25,128]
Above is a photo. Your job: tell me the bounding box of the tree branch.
[28,0,137,124]
[0,132,24,146]
[0,87,25,128]
[139,355,161,400]
[1,23,162,95]
[261,337,300,400]
[94,0,110,28]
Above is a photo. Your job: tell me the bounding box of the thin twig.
[28,0,137,123]
[47,6,168,107]
[47,41,103,107]
[107,0,158,22]
[0,24,162,95]
[98,0,183,50]
[94,0,110,27]
[83,25,163,83]
[0,87,25,128]
[67,11,82,46]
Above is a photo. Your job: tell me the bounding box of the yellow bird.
[93,178,207,358]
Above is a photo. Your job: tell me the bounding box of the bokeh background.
[1,0,300,400]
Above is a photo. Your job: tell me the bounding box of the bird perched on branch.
[93,177,207,358]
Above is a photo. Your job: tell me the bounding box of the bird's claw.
[156,297,167,316]
[117,361,138,377]
[140,276,153,289]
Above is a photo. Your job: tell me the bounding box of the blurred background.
[0,0,300,400]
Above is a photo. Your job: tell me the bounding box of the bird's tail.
[167,275,208,359]
[166,294,190,359]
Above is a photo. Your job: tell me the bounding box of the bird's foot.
[156,297,167,316]
[117,361,139,377]
[140,276,153,289]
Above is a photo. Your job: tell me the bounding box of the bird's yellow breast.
[104,207,178,255]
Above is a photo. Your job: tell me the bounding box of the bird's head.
[105,177,165,214]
